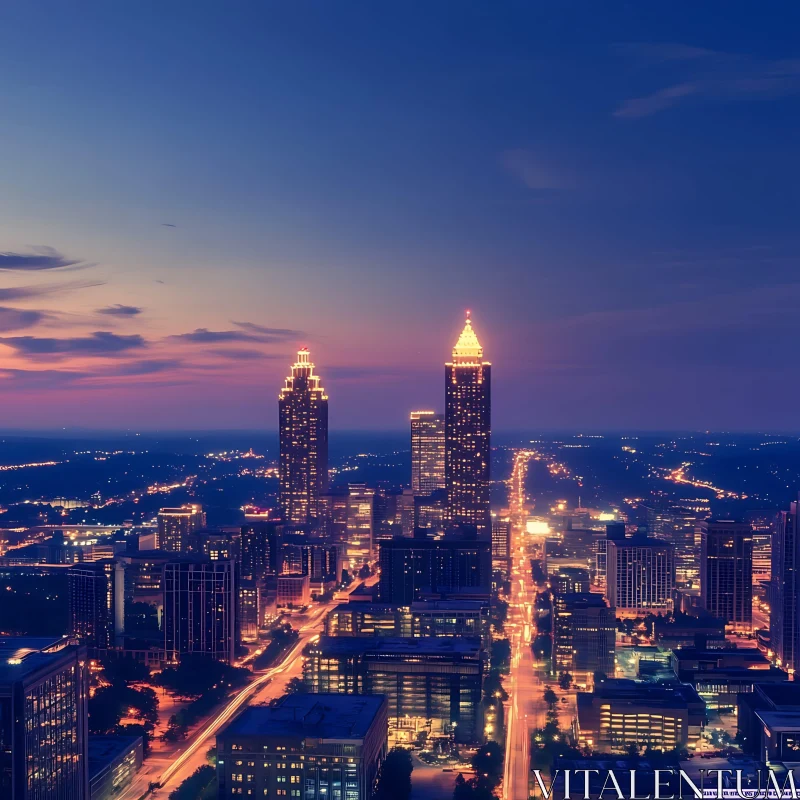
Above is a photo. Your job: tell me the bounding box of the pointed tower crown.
[452,311,484,363]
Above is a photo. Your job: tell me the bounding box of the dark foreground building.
[216,694,388,800]
[0,636,89,800]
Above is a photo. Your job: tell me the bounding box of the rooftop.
[0,636,80,684]
[219,694,386,740]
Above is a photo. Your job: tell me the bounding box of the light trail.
[662,462,747,500]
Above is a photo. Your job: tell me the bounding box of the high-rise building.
[157,505,206,553]
[238,579,260,641]
[700,519,753,632]
[551,593,616,681]
[163,558,237,663]
[445,312,491,534]
[377,535,491,605]
[771,495,800,675]
[279,347,329,525]
[491,516,511,578]
[216,694,388,800]
[68,560,125,652]
[410,411,445,495]
[345,484,374,566]
[606,534,675,618]
[241,521,283,581]
[0,636,89,799]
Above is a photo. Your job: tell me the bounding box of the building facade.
[217,694,388,800]
[700,519,753,631]
[771,495,800,675]
[304,636,484,743]
[551,593,616,681]
[445,313,491,534]
[163,558,237,663]
[68,560,125,652]
[410,411,445,495]
[279,347,329,525]
[606,535,675,618]
[0,636,89,800]
[377,536,491,605]
[157,505,206,553]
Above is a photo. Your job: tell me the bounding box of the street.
[117,597,336,800]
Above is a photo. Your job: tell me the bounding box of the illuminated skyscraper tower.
[445,312,491,533]
[279,347,329,525]
[410,411,445,495]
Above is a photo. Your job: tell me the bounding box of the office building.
[345,484,374,567]
[445,312,491,534]
[241,521,283,581]
[0,636,89,799]
[239,579,260,641]
[68,560,125,652]
[279,347,329,525]
[378,536,491,605]
[551,593,616,681]
[410,411,445,495]
[553,567,591,594]
[606,535,675,617]
[491,516,511,578]
[700,519,753,631]
[216,694,388,800]
[304,636,484,742]
[771,495,800,675]
[87,735,143,800]
[157,505,206,553]
[324,600,490,650]
[277,574,311,607]
[163,558,237,664]
[576,679,705,753]
[670,648,787,710]
[738,684,800,758]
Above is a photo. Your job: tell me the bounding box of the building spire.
[452,310,484,363]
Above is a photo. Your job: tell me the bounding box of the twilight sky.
[1,3,799,431]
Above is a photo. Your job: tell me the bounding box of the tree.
[157,654,248,698]
[490,639,511,673]
[285,677,309,694]
[358,563,372,579]
[102,656,151,686]
[169,765,216,800]
[543,687,558,710]
[471,742,503,789]
[375,747,413,800]
[558,671,573,690]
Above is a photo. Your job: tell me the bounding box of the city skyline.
[2,5,800,431]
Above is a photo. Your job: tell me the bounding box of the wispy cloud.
[500,149,576,192]
[174,324,302,344]
[0,246,87,271]
[210,348,282,361]
[97,304,142,317]
[0,307,48,333]
[0,331,147,357]
[161,223,176,228]
[0,279,104,302]
[615,45,800,118]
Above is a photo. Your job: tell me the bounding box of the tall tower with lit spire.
[445,312,491,534]
[279,347,329,525]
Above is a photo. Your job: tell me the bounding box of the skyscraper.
[445,312,491,534]
[279,347,329,525]
[410,411,445,495]
[68,560,125,652]
[0,636,89,799]
[771,495,800,675]
[700,519,753,632]
[163,558,238,664]
[606,534,675,617]
[157,504,206,553]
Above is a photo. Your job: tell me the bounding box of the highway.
[117,595,339,800]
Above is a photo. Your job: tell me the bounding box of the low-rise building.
[277,573,311,607]
[88,735,143,800]
[216,694,388,800]
[671,648,787,710]
[576,678,705,753]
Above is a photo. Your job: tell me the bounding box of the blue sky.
[1,3,799,430]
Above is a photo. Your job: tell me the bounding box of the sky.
[1,2,799,431]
